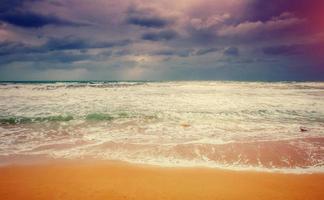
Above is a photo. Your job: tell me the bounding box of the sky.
[0,0,323,81]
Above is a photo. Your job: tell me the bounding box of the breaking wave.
[0,81,323,173]
[0,115,74,124]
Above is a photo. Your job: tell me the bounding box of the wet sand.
[0,161,323,200]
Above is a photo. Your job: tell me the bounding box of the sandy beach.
[0,161,323,200]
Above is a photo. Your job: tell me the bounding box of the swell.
[0,113,156,124]
[0,81,146,90]
[0,115,74,124]
[0,109,322,125]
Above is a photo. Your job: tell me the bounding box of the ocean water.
[0,81,323,173]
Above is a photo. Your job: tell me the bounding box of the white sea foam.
[0,81,323,173]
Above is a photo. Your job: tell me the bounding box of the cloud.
[0,0,27,12]
[223,47,239,56]
[195,47,219,55]
[243,0,324,34]
[262,42,324,57]
[125,4,170,28]
[152,49,193,57]
[0,11,86,28]
[0,48,119,67]
[0,37,131,65]
[0,0,323,81]
[141,30,178,41]
[45,37,131,51]
[0,37,131,54]
[0,0,88,28]
[190,13,230,30]
[0,51,92,66]
[262,44,304,56]
[127,16,169,28]
[217,12,305,38]
[151,47,219,57]
[245,0,324,22]
[0,41,43,56]
[186,9,308,45]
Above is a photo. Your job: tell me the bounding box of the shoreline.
[1,160,324,200]
[1,156,323,174]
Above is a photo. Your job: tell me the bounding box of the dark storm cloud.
[0,0,38,11]
[0,0,89,28]
[263,44,304,56]
[45,37,131,51]
[0,37,131,55]
[0,49,119,68]
[0,41,43,56]
[0,37,131,65]
[127,16,169,28]
[0,41,29,56]
[141,30,177,41]
[125,4,170,28]
[263,42,324,57]
[0,11,86,28]
[0,51,91,66]
[245,0,324,21]
[2,12,66,28]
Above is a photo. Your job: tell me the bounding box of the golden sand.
[0,161,323,200]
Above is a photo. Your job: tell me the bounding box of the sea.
[0,81,323,173]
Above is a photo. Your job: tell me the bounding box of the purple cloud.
[141,30,177,41]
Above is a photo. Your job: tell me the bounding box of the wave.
[0,115,74,124]
[2,81,324,91]
[0,112,157,124]
[0,81,323,173]
[0,81,147,90]
[17,137,321,173]
[85,113,114,121]
[1,108,322,125]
